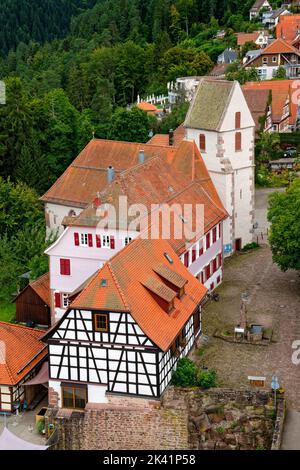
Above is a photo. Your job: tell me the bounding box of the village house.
[40,141,177,237]
[184,78,256,254]
[217,48,238,64]
[45,145,227,323]
[243,80,299,132]
[14,273,51,327]
[243,37,300,79]
[242,87,272,136]
[236,31,270,49]
[276,13,300,45]
[249,0,272,21]
[262,8,290,29]
[43,237,207,406]
[0,323,48,412]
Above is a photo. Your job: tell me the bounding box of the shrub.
[197,369,217,389]
[241,242,259,252]
[172,358,198,387]
[36,419,45,435]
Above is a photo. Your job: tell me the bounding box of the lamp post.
[271,374,280,411]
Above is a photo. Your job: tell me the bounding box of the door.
[235,238,242,251]
[193,311,201,336]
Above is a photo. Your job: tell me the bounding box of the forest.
[0,0,283,306]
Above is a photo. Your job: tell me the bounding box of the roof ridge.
[107,262,130,311]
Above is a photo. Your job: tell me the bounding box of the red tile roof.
[260,37,300,55]
[70,238,207,351]
[147,125,185,147]
[67,143,227,255]
[276,14,300,44]
[243,80,297,126]
[41,140,177,207]
[14,273,50,307]
[236,32,260,47]
[242,88,270,133]
[137,101,159,112]
[0,323,48,386]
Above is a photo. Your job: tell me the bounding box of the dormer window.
[153,263,187,299]
[142,277,177,314]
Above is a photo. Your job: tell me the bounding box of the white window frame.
[80,233,89,247]
[102,235,110,248]
[61,293,70,309]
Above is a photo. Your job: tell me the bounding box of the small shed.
[15,273,50,327]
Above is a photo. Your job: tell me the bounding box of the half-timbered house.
[0,323,48,412]
[44,238,207,407]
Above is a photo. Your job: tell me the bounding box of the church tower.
[185,78,255,254]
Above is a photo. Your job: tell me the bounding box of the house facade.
[44,238,207,407]
[250,0,272,20]
[46,153,227,323]
[185,79,256,254]
[244,38,300,79]
[243,80,298,132]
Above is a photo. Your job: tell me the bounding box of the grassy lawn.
[0,302,16,323]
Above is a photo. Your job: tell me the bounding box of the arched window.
[235,112,241,129]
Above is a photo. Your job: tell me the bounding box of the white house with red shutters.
[45,149,227,324]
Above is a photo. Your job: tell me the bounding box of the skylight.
[100,279,107,288]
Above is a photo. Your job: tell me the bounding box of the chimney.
[169,129,174,146]
[107,166,115,183]
[139,149,145,164]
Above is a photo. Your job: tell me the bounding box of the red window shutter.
[235,112,241,129]
[213,258,217,273]
[60,259,71,276]
[96,235,101,248]
[219,223,222,239]
[88,234,93,247]
[235,132,242,151]
[213,228,217,243]
[74,233,79,246]
[206,233,210,250]
[110,236,115,249]
[192,248,197,263]
[184,252,189,267]
[199,134,206,151]
[55,293,61,308]
[206,265,211,280]
[199,244,204,257]
[218,253,223,267]
[201,272,204,284]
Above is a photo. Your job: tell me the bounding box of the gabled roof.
[236,32,261,47]
[250,0,271,12]
[259,37,300,55]
[64,238,207,351]
[0,323,47,386]
[184,79,235,131]
[243,80,297,125]
[40,139,176,207]
[14,273,50,307]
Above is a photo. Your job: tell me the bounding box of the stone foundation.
[46,388,284,451]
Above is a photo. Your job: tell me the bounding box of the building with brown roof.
[43,237,207,406]
[236,31,269,48]
[243,80,299,131]
[15,273,51,327]
[242,88,272,135]
[0,323,48,412]
[250,0,272,21]
[276,14,300,44]
[243,38,300,79]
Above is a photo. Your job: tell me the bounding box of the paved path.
[281,410,300,450]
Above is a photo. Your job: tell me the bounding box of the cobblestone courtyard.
[196,246,300,410]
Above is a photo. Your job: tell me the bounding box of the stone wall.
[46,388,284,451]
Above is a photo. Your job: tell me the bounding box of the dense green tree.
[109,107,153,142]
[268,181,300,272]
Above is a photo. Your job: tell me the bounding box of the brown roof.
[40,139,176,207]
[137,101,159,112]
[237,32,260,47]
[242,88,270,133]
[276,14,300,44]
[243,80,297,126]
[0,323,48,386]
[68,238,207,351]
[15,273,50,307]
